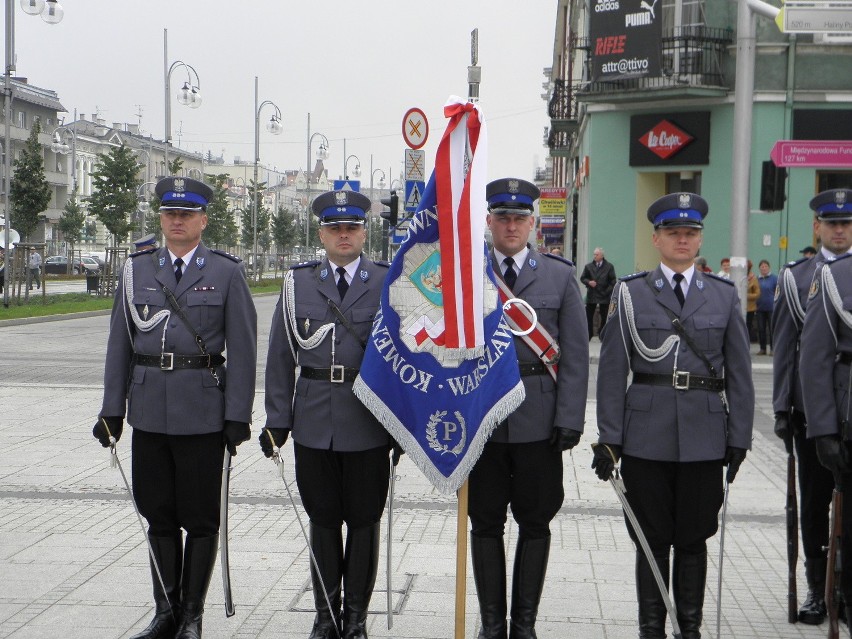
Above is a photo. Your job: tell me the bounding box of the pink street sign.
[770,140,852,168]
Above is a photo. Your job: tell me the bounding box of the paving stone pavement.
[0,296,835,638]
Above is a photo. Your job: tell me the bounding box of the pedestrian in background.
[28,247,41,289]
[593,192,753,639]
[93,177,257,639]
[261,190,392,639]
[746,260,759,342]
[717,257,731,279]
[580,247,616,340]
[773,188,852,625]
[800,245,817,258]
[756,259,777,355]
[693,256,712,273]
[469,178,588,639]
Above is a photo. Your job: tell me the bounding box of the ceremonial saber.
[220,449,235,617]
[267,433,341,639]
[387,456,395,630]
[716,478,730,638]
[102,419,174,623]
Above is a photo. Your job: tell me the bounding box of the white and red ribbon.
[435,96,488,356]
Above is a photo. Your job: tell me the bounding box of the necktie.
[503,257,517,291]
[174,257,184,284]
[336,266,349,300]
[672,272,685,307]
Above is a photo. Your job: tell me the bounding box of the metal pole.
[163,28,170,176]
[728,0,757,318]
[252,76,259,282]
[306,112,310,249]
[70,108,77,193]
[4,0,14,308]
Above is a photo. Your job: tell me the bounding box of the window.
[17,111,26,128]
[661,0,706,32]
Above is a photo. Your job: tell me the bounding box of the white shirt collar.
[169,245,198,270]
[660,263,696,294]
[494,246,531,274]
[822,246,852,261]
[328,256,361,283]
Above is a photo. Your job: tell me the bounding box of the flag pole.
[454,28,481,639]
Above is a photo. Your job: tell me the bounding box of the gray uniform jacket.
[597,267,754,461]
[772,255,824,415]
[100,244,257,434]
[800,255,852,439]
[265,256,390,452]
[488,249,589,444]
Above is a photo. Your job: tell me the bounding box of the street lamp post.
[135,181,157,239]
[344,154,362,181]
[305,116,329,249]
[4,0,64,307]
[163,28,201,176]
[368,168,386,256]
[252,76,282,282]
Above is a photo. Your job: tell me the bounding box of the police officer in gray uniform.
[261,190,391,639]
[468,178,588,639]
[772,187,852,624]
[94,177,257,639]
[799,188,852,625]
[592,193,753,639]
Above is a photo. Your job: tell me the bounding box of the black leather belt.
[133,352,224,371]
[839,352,852,365]
[518,362,547,377]
[633,371,724,392]
[300,365,359,383]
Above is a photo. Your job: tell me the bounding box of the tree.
[239,180,270,255]
[57,193,86,259]
[272,206,299,253]
[88,144,140,246]
[168,157,183,176]
[9,120,51,240]
[203,174,233,248]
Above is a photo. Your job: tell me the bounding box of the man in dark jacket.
[580,247,616,340]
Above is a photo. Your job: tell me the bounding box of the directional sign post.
[776,1,852,33]
[770,140,852,167]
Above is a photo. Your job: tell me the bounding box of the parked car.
[80,256,102,273]
[82,254,105,270]
[43,255,85,275]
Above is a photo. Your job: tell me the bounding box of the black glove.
[816,436,850,478]
[222,421,251,456]
[591,442,621,481]
[774,412,794,455]
[551,427,583,452]
[93,416,123,448]
[724,446,748,483]
[259,427,289,458]
[391,441,405,467]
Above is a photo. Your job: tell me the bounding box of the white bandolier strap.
[782,267,805,327]
[822,265,852,344]
[616,282,682,368]
[122,258,171,345]
[281,269,337,363]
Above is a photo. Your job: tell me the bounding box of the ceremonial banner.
[353,97,525,494]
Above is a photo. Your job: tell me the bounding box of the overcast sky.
[5,0,557,186]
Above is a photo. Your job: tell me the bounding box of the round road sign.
[402,107,429,150]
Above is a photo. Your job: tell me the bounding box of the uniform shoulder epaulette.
[828,252,852,265]
[374,260,390,268]
[785,256,810,269]
[620,271,648,282]
[290,260,320,270]
[129,247,157,258]
[210,248,241,262]
[704,272,735,286]
[543,253,574,267]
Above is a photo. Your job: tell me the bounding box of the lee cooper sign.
[630,112,711,167]
[589,0,662,81]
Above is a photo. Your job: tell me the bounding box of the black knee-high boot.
[472,535,508,639]
[799,556,827,624]
[509,536,550,639]
[342,523,380,639]
[308,524,343,639]
[636,551,669,639]
[175,535,218,639]
[130,533,183,639]
[673,550,707,639]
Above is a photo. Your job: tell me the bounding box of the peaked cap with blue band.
[486,178,540,215]
[647,192,708,229]
[810,188,852,221]
[156,176,213,212]
[132,233,157,250]
[312,189,371,225]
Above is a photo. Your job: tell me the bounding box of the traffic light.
[759,160,787,211]
[380,192,399,227]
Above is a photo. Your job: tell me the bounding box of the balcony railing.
[574,26,733,96]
